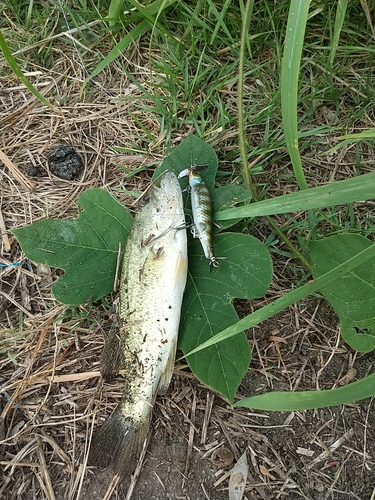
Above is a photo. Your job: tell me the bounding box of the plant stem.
[238,0,312,272]
[238,0,254,194]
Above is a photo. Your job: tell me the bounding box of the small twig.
[0,149,34,191]
[315,329,341,391]
[36,438,56,500]
[0,205,11,252]
[103,473,122,500]
[201,392,214,445]
[113,242,122,292]
[307,428,354,469]
[184,391,197,478]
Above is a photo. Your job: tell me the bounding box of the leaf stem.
[238,0,254,194]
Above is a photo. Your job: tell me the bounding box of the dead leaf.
[259,464,276,480]
[229,451,248,500]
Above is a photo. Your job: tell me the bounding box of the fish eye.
[139,194,150,206]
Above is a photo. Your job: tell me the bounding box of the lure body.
[179,166,220,268]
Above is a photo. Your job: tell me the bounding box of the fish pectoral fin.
[100,324,125,379]
[158,343,177,394]
[173,250,188,293]
[89,403,151,476]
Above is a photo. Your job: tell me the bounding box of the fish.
[178,165,222,268]
[89,170,188,476]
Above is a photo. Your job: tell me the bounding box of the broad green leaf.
[11,189,133,305]
[235,373,375,411]
[213,183,252,231]
[310,234,375,352]
[154,135,270,402]
[182,243,375,358]
[179,233,273,402]
[154,134,218,190]
[215,172,375,220]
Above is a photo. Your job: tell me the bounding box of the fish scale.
[89,171,187,476]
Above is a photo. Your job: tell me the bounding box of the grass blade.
[127,0,177,42]
[107,0,125,25]
[215,172,375,220]
[330,0,348,65]
[83,20,150,89]
[235,373,375,410]
[280,0,310,190]
[338,128,375,140]
[238,0,254,192]
[0,29,55,110]
[84,0,178,89]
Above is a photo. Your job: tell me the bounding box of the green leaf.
[11,189,133,305]
[212,183,252,231]
[338,128,375,140]
[310,234,375,352]
[182,243,375,358]
[154,134,218,189]
[179,233,273,402]
[235,373,375,411]
[107,0,126,25]
[153,135,270,402]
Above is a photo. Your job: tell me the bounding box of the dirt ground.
[1,44,375,500]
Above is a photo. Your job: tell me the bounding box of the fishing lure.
[178,165,221,268]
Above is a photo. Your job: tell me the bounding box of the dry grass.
[1,45,375,500]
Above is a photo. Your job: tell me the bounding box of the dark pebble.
[47,145,82,180]
[27,164,42,177]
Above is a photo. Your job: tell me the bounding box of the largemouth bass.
[89,170,187,475]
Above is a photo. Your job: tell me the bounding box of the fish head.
[138,171,185,240]
[159,170,181,193]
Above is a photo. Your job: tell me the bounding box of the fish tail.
[89,403,151,475]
